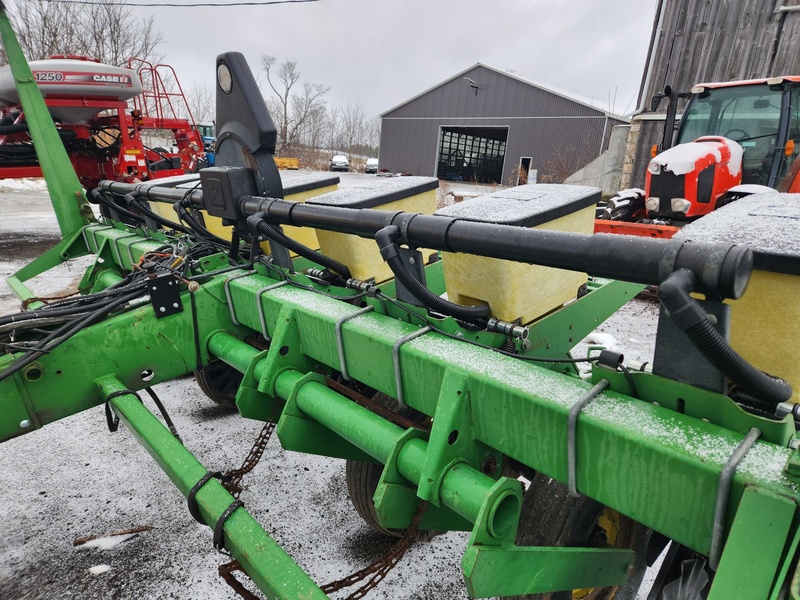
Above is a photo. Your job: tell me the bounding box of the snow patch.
[87,565,112,575]
[652,138,743,177]
[677,193,800,258]
[0,178,47,192]
[78,533,137,551]
[616,188,644,198]
[653,142,722,176]
[436,183,598,225]
[581,332,619,350]
[307,176,437,207]
[720,137,743,178]
[727,184,775,195]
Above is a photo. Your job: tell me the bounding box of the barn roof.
[381,62,629,121]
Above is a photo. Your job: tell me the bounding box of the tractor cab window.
[776,85,800,184]
[677,84,783,185]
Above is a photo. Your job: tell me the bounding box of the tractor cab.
[598,77,800,232]
[677,77,800,188]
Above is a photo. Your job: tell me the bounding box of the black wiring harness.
[0,243,216,383]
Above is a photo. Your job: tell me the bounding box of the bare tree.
[261,55,330,155]
[326,104,344,153]
[367,114,381,156]
[1,0,164,66]
[340,100,366,163]
[185,80,215,124]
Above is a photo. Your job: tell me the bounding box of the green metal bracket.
[417,369,504,508]
[235,304,374,460]
[5,230,88,306]
[711,487,797,599]
[593,367,797,446]
[467,476,522,547]
[0,7,94,236]
[461,475,633,598]
[235,345,274,421]
[526,278,644,360]
[253,304,317,395]
[462,544,635,598]
[419,370,471,505]
[373,427,472,532]
[278,371,374,462]
[0,362,39,440]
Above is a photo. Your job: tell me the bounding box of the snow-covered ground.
[0,176,658,599]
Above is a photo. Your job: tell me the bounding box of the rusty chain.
[221,402,281,498]
[218,381,429,599]
[322,501,429,599]
[325,378,430,432]
[218,403,280,598]
[219,560,261,600]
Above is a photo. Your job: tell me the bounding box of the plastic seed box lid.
[434,184,601,227]
[676,192,800,275]
[306,176,438,209]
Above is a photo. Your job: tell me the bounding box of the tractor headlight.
[645,197,661,211]
[671,198,692,214]
[647,161,662,175]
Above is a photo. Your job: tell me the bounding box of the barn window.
[437,126,507,183]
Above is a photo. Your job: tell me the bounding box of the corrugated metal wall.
[629,0,800,188]
[380,65,623,183]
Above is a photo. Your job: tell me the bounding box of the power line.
[44,0,320,7]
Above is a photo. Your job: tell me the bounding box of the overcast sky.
[127,0,657,118]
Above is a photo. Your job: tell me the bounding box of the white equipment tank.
[0,56,143,123]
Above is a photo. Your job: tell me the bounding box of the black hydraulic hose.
[375,225,490,322]
[97,182,754,301]
[658,269,792,408]
[89,189,147,224]
[0,289,143,383]
[125,194,193,235]
[0,275,148,328]
[0,123,28,135]
[236,198,753,302]
[173,201,230,246]
[248,215,352,280]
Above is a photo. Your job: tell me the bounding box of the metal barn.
[379,64,627,185]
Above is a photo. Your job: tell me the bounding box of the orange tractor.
[595,76,800,237]
[0,55,205,189]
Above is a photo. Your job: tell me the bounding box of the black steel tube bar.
[242,197,752,300]
[96,181,753,300]
[98,180,204,206]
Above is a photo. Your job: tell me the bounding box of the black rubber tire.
[345,459,404,538]
[193,156,209,172]
[194,360,242,409]
[512,473,648,600]
[346,392,421,538]
[601,193,647,222]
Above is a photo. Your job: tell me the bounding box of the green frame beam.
[96,375,326,598]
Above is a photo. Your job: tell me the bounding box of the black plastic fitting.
[375,225,489,322]
[249,212,352,280]
[659,269,792,408]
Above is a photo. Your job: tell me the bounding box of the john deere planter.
[2,6,800,599]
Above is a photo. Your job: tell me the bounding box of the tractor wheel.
[600,192,647,222]
[194,360,242,409]
[512,473,648,600]
[193,156,209,172]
